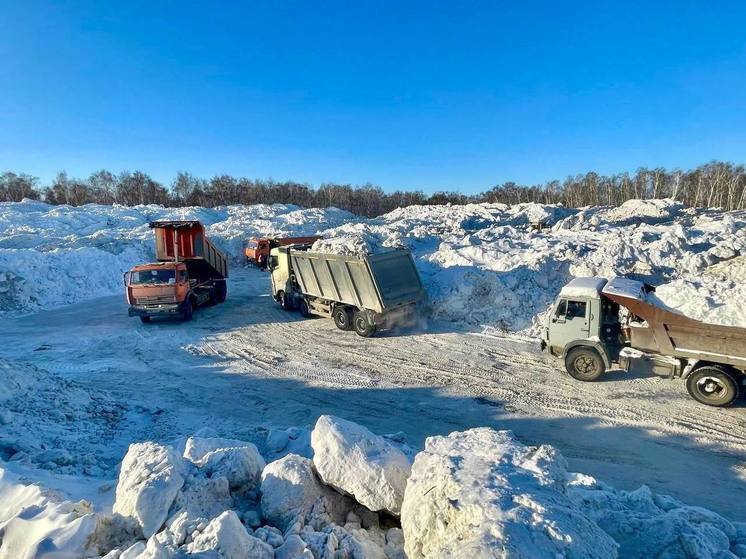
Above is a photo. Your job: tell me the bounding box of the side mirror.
[123,271,131,286]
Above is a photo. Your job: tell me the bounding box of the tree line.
[1,161,744,217]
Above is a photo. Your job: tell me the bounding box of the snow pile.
[2,198,744,330]
[311,415,412,515]
[0,200,355,315]
[0,360,128,474]
[567,478,741,558]
[2,417,746,558]
[0,468,98,559]
[651,255,746,327]
[401,428,618,558]
[313,200,745,331]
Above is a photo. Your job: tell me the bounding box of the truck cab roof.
[559,277,608,299]
[130,262,185,272]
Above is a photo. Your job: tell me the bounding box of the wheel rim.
[696,376,727,400]
[574,355,598,376]
[356,318,365,331]
[337,313,347,326]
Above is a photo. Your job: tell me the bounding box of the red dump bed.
[150,221,228,279]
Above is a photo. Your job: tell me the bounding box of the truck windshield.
[130,270,176,285]
[247,240,259,248]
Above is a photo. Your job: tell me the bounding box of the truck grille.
[135,295,178,305]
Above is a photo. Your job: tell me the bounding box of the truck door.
[548,298,591,354]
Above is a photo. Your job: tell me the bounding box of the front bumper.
[128,301,187,318]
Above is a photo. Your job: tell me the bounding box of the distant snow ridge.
[0,200,355,315]
[1,198,744,329]
[2,415,745,558]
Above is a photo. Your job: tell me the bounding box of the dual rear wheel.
[334,305,376,337]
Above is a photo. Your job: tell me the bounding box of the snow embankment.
[2,414,745,558]
[0,200,355,315]
[312,199,746,331]
[1,198,744,329]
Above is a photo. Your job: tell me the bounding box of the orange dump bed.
[150,221,228,279]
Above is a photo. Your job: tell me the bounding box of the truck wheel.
[686,366,740,407]
[215,282,227,303]
[299,298,312,318]
[333,306,353,330]
[183,300,194,321]
[140,316,151,323]
[353,310,376,338]
[565,347,605,381]
[278,291,294,311]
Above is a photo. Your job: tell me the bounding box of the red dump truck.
[244,236,321,268]
[542,277,746,406]
[124,221,228,323]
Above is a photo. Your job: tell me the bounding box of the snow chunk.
[113,442,186,537]
[567,480,737,558]
[311,415,412,516]
[260,453,352,531]
[187,510,274,559]
[401,428,618,558]
[183,436,265,489]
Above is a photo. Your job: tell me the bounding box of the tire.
[299,298,312,318]
[333,306,353,330]
[214,282,227,303]
[353,310,376,338]
[565,347,605,381]
[140,316,151,323]
[279,291,295,311]
[686,366,740,407]
[183,299,194,321]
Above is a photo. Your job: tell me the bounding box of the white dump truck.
[268,246,426,337]
[542,277,746,407]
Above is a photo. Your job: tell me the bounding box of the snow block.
[188,510,274,559]
[567,481,739,558]
[401,428,618,559]
[184,436,266,490]
[260,453,351,531]
[311,415,411,515]
[113,442,187,538]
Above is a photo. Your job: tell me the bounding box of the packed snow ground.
[1,198,745,557]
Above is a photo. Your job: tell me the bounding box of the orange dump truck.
[125,221,228,323]
[244,236,321,268]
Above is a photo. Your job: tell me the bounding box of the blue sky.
[1,1,745,194]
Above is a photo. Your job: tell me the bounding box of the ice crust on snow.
[311,415,412,516]
[2,417,746,558]
[401,428,619,558]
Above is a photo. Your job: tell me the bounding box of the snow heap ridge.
[2,415,745,558]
